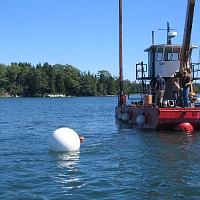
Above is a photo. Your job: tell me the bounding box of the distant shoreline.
[0,94,116,98]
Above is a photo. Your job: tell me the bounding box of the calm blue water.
[1,96,200,199]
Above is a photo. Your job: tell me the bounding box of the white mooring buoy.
[136,114,146,125]
[49,127,80,152]
[122,112,129,122]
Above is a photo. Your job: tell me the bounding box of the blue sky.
[0,0,199,81]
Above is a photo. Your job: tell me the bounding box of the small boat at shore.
[115,0,200,132]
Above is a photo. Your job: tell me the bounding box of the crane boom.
[180,0,195,75]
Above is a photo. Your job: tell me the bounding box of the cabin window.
[172,48,180,61]
[164,48,172,61]
[156,48,163,61]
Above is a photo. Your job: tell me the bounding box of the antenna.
[197,46,200,79]
[198,46,200,63]
[158,21,177,44]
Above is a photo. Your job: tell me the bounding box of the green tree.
[55,72,65,95]
[43,62,56,94]
[97,70,112,95]
[0,64,9,95]
[64,65,81,96]
[80,71,97,96]
[5,64,23,96]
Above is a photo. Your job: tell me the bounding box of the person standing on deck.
[173,78,180,107]
[154,74,166,107]
[182,71,191,107]
[121,91,126,106]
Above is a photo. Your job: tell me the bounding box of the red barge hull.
[115,106,200,131]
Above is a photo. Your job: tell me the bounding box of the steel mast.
[119,0,123,106]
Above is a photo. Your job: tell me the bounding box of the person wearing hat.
[182,70,191,107]
[154,74,166,107]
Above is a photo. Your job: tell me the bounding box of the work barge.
[115,0,200,132]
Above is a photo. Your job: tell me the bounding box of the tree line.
[1,62,200,97]
[0,62,143,97]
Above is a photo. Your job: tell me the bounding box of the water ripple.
[1,97,200,199]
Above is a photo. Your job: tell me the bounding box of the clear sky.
[0,0,199,81]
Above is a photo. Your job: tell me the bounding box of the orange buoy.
[174,122,194,132]
[80,137,84,142]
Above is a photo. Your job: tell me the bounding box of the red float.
[174,122,194,132]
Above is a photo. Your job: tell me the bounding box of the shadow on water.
[115,118,157,133]
[115,118,200,199]
[157,130,200,146]
[115,118,200,145]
